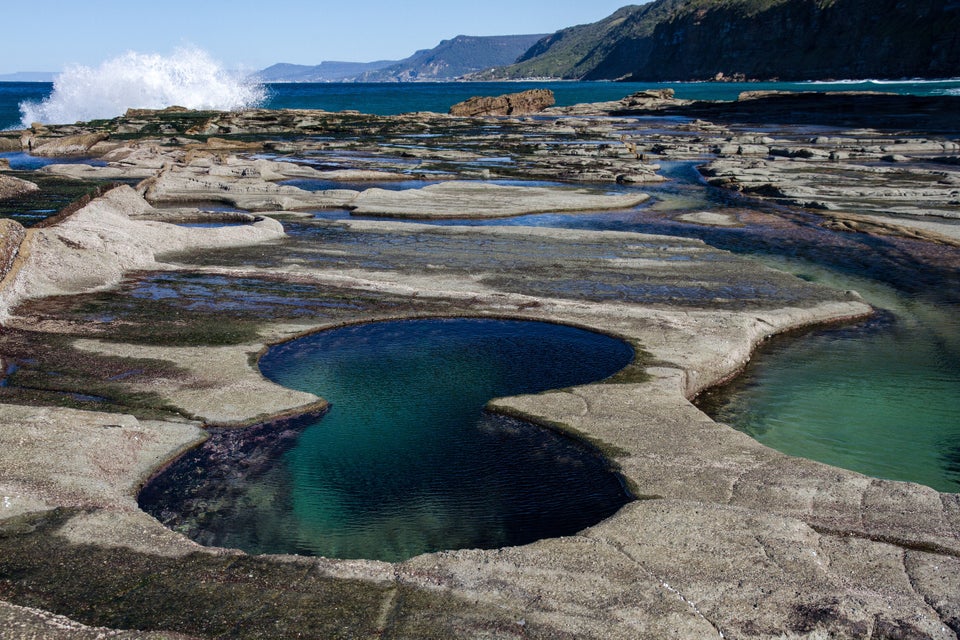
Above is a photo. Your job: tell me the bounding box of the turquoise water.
[140,318,635,560]
[4,78,959,129]
[696,261,960,493]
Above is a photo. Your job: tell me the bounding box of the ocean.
[3,77,960,131]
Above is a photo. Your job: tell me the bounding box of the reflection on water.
[140,318,634,561]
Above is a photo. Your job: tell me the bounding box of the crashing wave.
[19,47,264,127]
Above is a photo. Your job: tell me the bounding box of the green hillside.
[490,0,959,81]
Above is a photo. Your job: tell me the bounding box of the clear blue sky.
[2,1,639,74]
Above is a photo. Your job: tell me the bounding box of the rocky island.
[0,89,959,639]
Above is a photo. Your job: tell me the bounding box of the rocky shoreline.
[0,92,958,638]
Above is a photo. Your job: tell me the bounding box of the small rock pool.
[139,318,635,561]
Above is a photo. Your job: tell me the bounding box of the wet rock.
[701,153,960,227]
[547,88,686,116]
[349,180,649,218]
[619,88,679,108]
[0,185,286,319]
[125,105,191,118]
[0,101,958,639]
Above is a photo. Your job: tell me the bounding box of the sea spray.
[18,47,264,127]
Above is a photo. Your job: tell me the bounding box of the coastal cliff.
[490,0,960,81]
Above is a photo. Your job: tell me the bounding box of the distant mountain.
[356,34,546,82]
[0,71,57,82]
[488,0,960,81]
[256,34,546,83]
[253,61,395,83]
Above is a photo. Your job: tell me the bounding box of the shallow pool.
[696,259,960,493]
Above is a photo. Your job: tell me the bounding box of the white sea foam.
[19,47,265,127]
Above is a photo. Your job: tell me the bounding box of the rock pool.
[140,318,635,561]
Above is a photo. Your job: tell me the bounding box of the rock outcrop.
[0,174,39,200]
[0,185,285,320]
[29,132,110,157]
[547,88,686,116]
[0,219,26,284]
[449,89,555,117]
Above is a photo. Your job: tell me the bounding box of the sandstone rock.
[0,174,39,200]
[0,185,286,319]
[40,163,159,181]
[449,89,555,117]
[550,89,687,116]
[2,103,959,639]
[30,132,110,157]
[0,218,26,283]
[882,154,910,163]
[701,153,960,228]
[349,180,649,218]
[618,88,679,108]
[124,106,190,118]
[0,599,185,639]
[142,164,359,211]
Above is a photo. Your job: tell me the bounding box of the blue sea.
[3,78,960,131]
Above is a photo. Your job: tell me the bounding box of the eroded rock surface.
[0,185,285,320]
[0,99,958,639]
[350,181,649,218]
